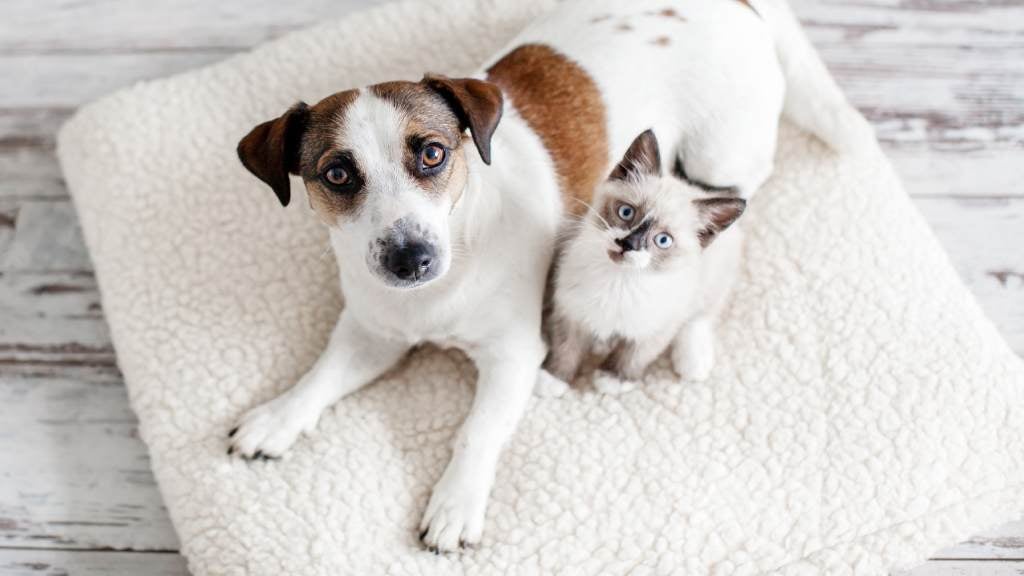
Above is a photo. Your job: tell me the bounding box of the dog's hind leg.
[227,311,409,459]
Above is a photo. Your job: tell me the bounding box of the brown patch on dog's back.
[651,36,671,47]
[486,44,608,216]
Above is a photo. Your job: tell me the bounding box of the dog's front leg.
[228,311,408,459]
[419,337,542,552]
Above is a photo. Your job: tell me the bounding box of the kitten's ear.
[609,129,661,181]
[694,197,746,248]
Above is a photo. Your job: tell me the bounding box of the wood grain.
[915,197,1024,354]
[0,0,391,53]
[898,561,1024,576]
[0,0,1021,574]
[795,0,1024,199]
[0,549,186,576]
[935,521,1024,561]
[0,375,177,551]
[0,201,91,272]
[0,271,117,379]
[0,109,70,200]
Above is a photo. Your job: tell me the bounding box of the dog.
[231,0,869,553]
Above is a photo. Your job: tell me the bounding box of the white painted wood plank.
[0,54,228,109]
[887,148,1023,200]
[4,0,1019,56]
[0,549,186,576]
[792,0,1024,199]
[934,521,1024,561]
[0,550,1018,575]
[898,560,1024,576]
[0,375,178,551]
[0,271,116,378]
[0,0,395,53]
[0,201,91,273]
[0,109,68,200]
[913,197,1024,355]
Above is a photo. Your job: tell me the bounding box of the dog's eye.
[617,204,636,221]
[420,144,446,170]
[323,166,350,187]
[654,232,673,249]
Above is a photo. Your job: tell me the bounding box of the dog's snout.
[385,242,436,281]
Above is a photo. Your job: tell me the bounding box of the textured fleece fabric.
[56,0,1024,574]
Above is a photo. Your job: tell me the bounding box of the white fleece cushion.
[57,0,1024,574]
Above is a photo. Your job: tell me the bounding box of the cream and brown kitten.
[540,130,746,394]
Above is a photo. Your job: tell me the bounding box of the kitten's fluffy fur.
[542,130,745,394]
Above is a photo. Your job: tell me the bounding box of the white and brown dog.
[231,0,869,552]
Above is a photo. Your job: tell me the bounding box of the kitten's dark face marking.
[614,218,652,253]
[598,194,680,268]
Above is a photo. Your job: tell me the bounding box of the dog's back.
[484,0,785,199]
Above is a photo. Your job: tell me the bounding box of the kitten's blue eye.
[617,204,635,221]
[655,233,674,249]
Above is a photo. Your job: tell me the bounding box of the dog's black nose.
[385,242,436,281]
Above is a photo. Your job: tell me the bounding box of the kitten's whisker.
[568,197,612,231]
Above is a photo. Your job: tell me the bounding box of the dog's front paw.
[419,469,489,553]
[227,395,319,460]
[592,370,638,395]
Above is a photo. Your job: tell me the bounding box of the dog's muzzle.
[382,240,437,284]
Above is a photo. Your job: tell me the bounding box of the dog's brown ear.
[422,74,503,165]
[694,197,746,248]
[609,129,661,181]
[237,102,309,206]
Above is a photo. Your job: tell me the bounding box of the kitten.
[540,130,745,395]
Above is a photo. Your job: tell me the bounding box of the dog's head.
[237,75,503,289]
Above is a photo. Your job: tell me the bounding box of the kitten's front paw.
[419,469,489,553]
[227,394,319,459]
[534,369,570,398]
[592,370,638,395]
[672,338,715,382]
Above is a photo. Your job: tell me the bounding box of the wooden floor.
[0,0,1021,574]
